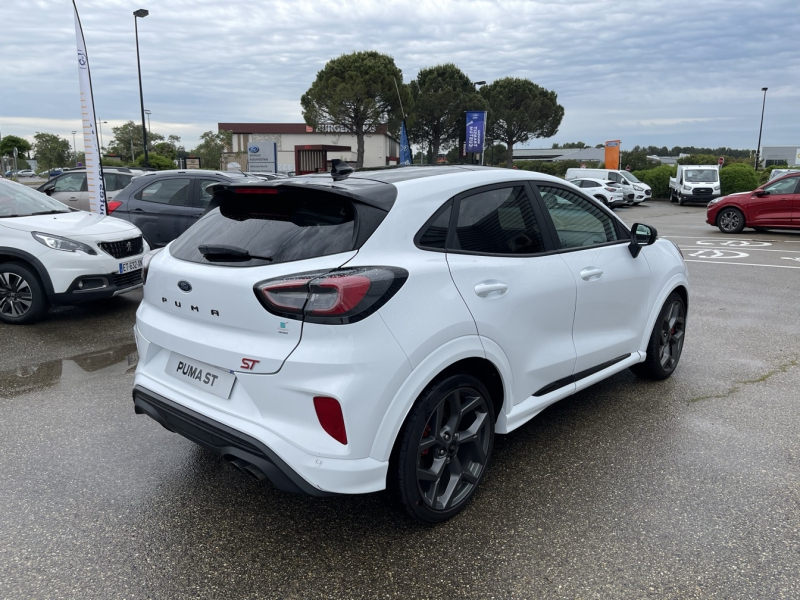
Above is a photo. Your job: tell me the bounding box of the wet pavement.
[1,200,798,599]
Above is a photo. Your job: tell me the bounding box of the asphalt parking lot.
[1,199,798,599]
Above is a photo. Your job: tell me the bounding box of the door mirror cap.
[629,223,657,258]
[754,189,768,197]
[44,187,54,196]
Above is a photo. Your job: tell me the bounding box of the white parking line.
[678,246,800,254]
[685,260,800,269]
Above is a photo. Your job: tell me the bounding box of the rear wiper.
[198,244,273,261]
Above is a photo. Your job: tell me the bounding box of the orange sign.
[605,140,620,170]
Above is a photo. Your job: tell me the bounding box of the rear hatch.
[138,179,395,374]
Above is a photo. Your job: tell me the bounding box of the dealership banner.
[73,1,106,215]
[247,142,277,172]
[605,140,620,171]
[399,121,412,165]
[465,111,487,153]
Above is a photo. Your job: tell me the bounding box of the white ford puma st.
[133,165,688,523]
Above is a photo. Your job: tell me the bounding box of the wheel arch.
[0,247,54,295]
[638,275,690,353]
[714,204,746,228]
[370,336,511,463]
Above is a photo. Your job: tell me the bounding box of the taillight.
[254,266,408,325]
[141,248,163,285]
[314,396,347,444]
[604,187,616,192]
[107,200,122,213]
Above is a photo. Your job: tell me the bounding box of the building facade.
[761,146,800,167]
[218,123,400,174]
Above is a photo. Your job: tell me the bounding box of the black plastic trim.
[49,270,142,303]
[132,385,332,497]
[533,354,632,397]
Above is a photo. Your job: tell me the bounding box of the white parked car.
[0,178,148,324]
[565,168,652,203]
[568,177,629,208]
[132,165,689,523]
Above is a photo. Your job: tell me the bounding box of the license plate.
[165,352,236,399]
[119,258,142,274]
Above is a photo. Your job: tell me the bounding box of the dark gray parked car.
[110,170,260,247]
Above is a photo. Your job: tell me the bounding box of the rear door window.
[135,178,191,206]
[54,173,87,192]
[169,190,359,267]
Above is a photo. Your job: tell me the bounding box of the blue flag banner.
[399,120,412,165]
[465,111,486,154]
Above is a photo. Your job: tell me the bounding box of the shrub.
[758,163,789,185]
[631,164,676,199]
[720,163,758,195]
[135,153,175,170]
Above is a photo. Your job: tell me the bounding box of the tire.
[0,262,50,324]
[669,190,676,203]
[392,374,495,524]
[594,195,608,207]
[631,292,686,380]
[717,207,745,234]
[677,194,685,206]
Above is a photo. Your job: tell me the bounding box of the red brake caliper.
[421,424,431,456]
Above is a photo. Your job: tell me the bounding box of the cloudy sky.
[1,0,799,154]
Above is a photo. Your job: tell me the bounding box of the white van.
[565,168,651,203]
[668,165,721,205]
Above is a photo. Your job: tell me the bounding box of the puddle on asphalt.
[0,342,138,399]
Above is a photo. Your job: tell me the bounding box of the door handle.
[580,267,604,281]
[474,282,508,297]
[132,208,145,213]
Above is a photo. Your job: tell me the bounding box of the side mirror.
[44,187,54,196]
[754,189,768,197]
[629,223,657,258]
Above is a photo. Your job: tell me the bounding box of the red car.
[707,173,800,233]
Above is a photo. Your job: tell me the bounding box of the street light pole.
[754,87,768,171]
[144,110,151,136]
[97,120,107,152]
[133,9,149,168]
[71,130,78,166]
[472,81,486,165]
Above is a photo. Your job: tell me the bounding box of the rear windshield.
[169,191,358,267]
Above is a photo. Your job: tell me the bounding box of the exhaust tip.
[224,456,267,481]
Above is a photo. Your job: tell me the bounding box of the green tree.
[189,130,232,171]
[620,146,660,171]
[677,154,718,165]
[407,64,484,162]
[301,51,409,168]
[481,77,564,168]
[107,121,165,161]
[0,135,32,158]
[485,143,507,166]
[32,132,71,171]
[552,141,587,149]
[720,163,759,195]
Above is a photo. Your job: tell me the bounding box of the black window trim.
[414,181,559,257]
[529,181,631,254]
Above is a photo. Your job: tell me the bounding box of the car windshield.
[0,180,71,218]
[685,169,718,183]
[620,171,641,183]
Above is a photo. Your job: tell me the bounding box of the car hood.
[0,211,140,236]
[720,191,752,200]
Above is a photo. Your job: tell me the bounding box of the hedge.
[631,164,676,199]
[720,163,759,195]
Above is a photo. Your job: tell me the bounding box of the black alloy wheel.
[631,292,686,380]
[0,263,49,324]
[717,207,745,233]
[393,374,495,523]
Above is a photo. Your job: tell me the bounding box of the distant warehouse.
[218,123,400,174]
[760,146,800,167]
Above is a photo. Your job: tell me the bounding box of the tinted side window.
[453,186,545,255]
[537,185,619,249]
[54,173,86,192]
[417,202,452,249]
[135,178,191,206]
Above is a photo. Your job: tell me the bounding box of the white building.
[760,146,800,167]
[219,122,400,174]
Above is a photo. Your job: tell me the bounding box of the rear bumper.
[133,385,329,496]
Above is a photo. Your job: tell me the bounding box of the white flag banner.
[73,1,106,215]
